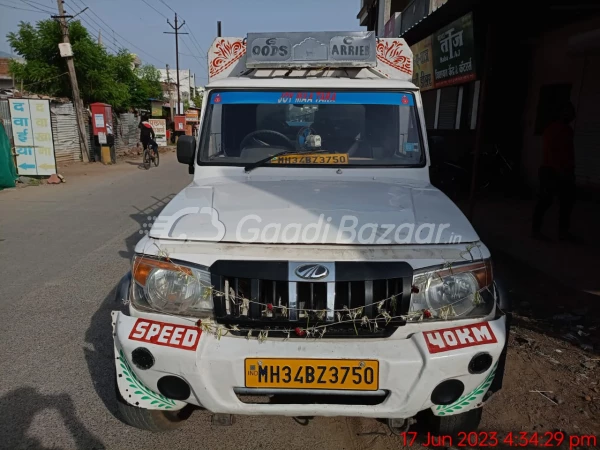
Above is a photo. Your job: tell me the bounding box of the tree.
[7,20,69,98]
[7,19,161,111]
[191,87,203,108]
[130,64,162,110]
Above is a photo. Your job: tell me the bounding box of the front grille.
[211,261,413,338]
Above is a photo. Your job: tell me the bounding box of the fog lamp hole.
[431,379,464,405]
[469,353,493,374]
[131,347,154,370]
[157,376,191,401]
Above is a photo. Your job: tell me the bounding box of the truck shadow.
[0,387,105,449]
[86,194,177,423]
[493,249,599,355]
[83,282,126,424]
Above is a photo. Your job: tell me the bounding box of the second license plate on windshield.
[244,358,379,390]
[270,154,349,165]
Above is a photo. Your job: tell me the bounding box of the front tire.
[116,382,191,432]
[142,150,151,170]
[426,407,482,437]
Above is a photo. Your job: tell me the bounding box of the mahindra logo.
[295,264,329,280]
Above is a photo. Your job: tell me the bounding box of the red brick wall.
[0,58,10,77]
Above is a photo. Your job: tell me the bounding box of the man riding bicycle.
[139,115,158,157]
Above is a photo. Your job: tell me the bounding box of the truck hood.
[149,178,479,245]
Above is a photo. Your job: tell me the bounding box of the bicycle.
[142,144,159,170]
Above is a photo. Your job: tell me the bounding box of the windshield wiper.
[244,149,330,173]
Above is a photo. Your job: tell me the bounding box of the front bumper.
[113,309,507,419]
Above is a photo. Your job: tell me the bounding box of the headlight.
[131,256,213,317]
[409,260,494,321]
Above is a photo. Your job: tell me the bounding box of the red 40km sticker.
[423,322,497,354]
[129,319,201,351]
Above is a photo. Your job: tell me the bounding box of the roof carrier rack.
[208,31,413,83]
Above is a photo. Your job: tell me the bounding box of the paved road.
[8,153,592,450]
[0,154,399,450]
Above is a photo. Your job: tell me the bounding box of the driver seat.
[313,106,363,153]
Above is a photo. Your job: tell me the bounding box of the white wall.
[157,69,196,97]
[377,0,392,37]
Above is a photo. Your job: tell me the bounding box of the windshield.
[199,90,424,167]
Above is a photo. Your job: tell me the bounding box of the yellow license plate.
[270,154,349,165]
[244,358,379,390]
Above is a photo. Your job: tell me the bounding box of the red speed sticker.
[423,322,497,354]
[128,319,201,351]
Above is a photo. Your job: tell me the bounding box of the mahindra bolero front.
[109,31,508,436]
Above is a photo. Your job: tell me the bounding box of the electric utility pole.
[166,64,174,122]
[164,14,188,115]
[54,0,90,162]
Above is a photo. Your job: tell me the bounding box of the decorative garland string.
[127,242,491,341]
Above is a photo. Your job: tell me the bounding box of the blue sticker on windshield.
[210,91,414,106]
[404,142,420,152]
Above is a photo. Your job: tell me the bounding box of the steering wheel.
[239,130,295,151]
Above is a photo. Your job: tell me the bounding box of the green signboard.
[432,12,476,88]
[151,101,163,118]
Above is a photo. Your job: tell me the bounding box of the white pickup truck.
[111,31,508,436]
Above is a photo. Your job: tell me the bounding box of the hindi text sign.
[149,119,167,146]
[9,99,57,175]
[432,12,476,88]
[185,110,199,122]
[411,35,435,91]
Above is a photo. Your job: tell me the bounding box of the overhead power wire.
[184,23,207,58]
[139,0,168,19]
[75,16,121,52]
[4,0,119,54]
[138,0,207,78]
[23,0,53,7]
[80,22,121,54]
[71,0,166,66]
[181,36,207,70]
[0,1,49,13]
[157,0,175,14]
[144,0,206,58]
[65,0,121,52]
[22,0,54,14]
[22,71,69,88]
[66,8,121,54]
[3,0,118,54]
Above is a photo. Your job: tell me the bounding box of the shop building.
[157,68,196,105]
[358,0,600,193]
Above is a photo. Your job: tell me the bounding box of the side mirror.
[177,135,196,165]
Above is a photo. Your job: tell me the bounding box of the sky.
[0,0,364,86]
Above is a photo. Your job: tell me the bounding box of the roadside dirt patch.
[482,321,599,436]
[344,326,599,450]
